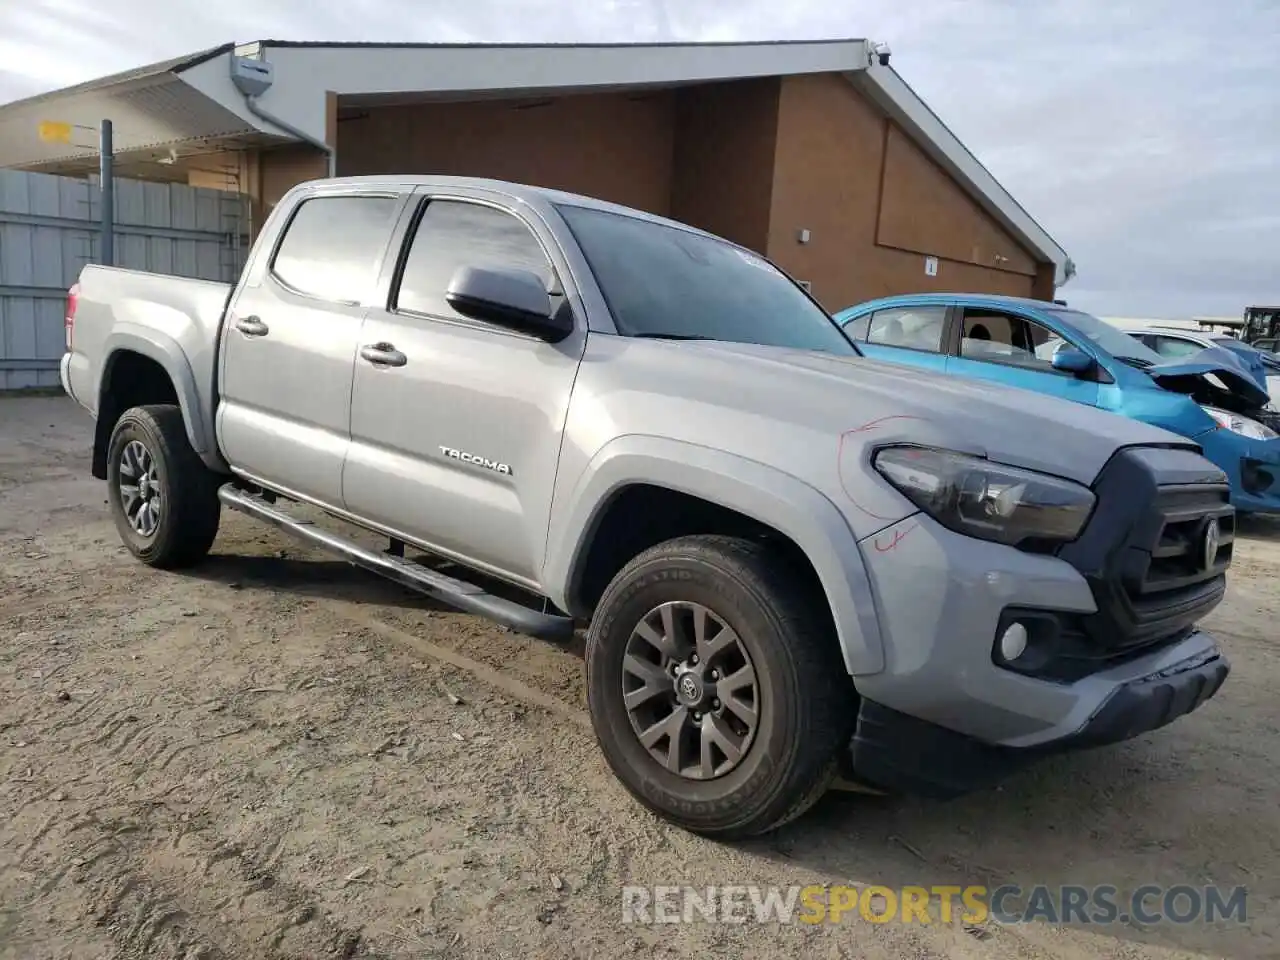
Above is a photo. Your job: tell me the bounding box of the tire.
[585,534,857,838]
[106,404,221,569]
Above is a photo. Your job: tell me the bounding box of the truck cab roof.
[291,174,726,242]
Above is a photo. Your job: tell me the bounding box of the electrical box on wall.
[230,55,274,97]
[924,256,939,278]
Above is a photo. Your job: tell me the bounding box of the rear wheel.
[106,404,221,569]
[585,535,856,837]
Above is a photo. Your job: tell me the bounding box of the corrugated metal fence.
[0,169,248,390]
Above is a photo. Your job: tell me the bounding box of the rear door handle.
[235,316,269,337]
[360,342,407,368]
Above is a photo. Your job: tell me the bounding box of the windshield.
[557,204,856,355]
[1046,309,1163,364]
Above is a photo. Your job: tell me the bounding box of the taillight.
[65,282,79,350]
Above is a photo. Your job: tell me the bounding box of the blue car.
[833,294,1280,513]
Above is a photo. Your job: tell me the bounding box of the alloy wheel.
[621,601,760,780]
[118,439,163,537]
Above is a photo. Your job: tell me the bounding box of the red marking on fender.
[837,416,932,520]
[846,415,930,434]
[873,523,917,553]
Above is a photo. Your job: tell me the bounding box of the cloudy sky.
[0,0,1276,318]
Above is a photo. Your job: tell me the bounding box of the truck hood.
[1140,347,1272,410]
[675,341,1197,486]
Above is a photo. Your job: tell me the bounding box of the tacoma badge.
[439,446,512,476]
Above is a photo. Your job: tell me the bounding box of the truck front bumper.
[841,643,1229,798]
[849,445,1233,794]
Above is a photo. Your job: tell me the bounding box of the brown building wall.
[183,151,252,193]
[260,145,329,212]
[877,126,1036,277]
[1031,262,1057,301]
[184,145,328,240]
[240,74,1054,309]
[765,73,1044,310]
[335,91,676,215]
[668,79,780,252]
[179,146,325,240]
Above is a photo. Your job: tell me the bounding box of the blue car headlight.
[1201,406,1278,441]
[873,446,1097,549]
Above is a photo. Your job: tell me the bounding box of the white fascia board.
[852,61,1074,285]
[177,52,297,139]
[179,40,872,152]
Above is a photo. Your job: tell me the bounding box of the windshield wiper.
[629,332,713,341]
[1117,356,1154,369]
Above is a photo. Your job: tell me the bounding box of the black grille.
[1057,447,1232,654]
[1141,486,1234,594]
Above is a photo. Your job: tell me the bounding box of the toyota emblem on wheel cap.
[678,674,700,701]
[1202,517,1220,571]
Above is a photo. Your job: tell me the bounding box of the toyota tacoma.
[60,176,1232,836]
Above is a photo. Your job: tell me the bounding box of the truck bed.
[62,265,232,467]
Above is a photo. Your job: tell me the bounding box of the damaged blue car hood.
[1144,346,1272,409]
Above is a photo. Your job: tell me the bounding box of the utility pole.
[99,119,114,266]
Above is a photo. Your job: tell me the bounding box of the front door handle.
[235,316,269,337]
[360,342,407,368]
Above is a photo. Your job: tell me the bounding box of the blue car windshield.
[1046,309,1163,365]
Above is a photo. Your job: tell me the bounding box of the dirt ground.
[1,395,1277,960]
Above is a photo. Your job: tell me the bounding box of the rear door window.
[865,306,948,352]
[270,195,401,304]
[1150,335,1205,359]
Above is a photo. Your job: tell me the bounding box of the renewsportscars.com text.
[621,884,1247,926]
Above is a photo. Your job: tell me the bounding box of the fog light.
[1000,622,1028,661]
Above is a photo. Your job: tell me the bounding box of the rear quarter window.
[843,314,871,340]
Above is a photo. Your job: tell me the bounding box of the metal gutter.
[230,47,335,177]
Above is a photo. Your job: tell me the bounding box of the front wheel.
[106,404,221,569]
[585,535,856,838]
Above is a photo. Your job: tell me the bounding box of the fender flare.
[544,434,885,675]
[100,325,212,457]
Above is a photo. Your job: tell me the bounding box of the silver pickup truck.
[61,175,1232,836]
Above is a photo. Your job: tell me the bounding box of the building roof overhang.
[0,38,1071,282]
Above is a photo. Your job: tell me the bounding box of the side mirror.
[1051,346,1093,375]
[444,266,573,342]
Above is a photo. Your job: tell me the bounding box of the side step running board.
[217,485,576,640]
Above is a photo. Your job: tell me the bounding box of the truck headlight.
[1201,406,1278,441]
[872,446,1096,548]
